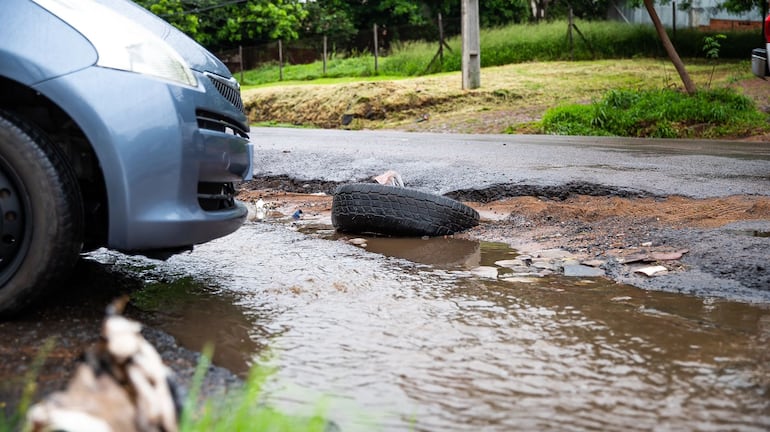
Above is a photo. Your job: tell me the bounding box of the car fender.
[0,0,97,86]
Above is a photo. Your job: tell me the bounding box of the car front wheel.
[0,110,84,316]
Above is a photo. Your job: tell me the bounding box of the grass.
[242,57,768,138]
[0,340,55,432]
[181,348,329,432]
[240,20,761,86]
[239,19,769,139]
[528,87,767,138]
[1,343,328,432]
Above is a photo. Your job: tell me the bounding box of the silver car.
[0,0,254,314]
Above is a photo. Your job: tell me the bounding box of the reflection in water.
[123,224,770,431]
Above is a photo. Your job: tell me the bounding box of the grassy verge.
[243,58,769,139]
[241,20,760,85]
[526,87,766,138]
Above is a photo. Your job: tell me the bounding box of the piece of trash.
[634,265,668,277]
[26,296,181,432]
[255,198,266,221]
[372,170,404,187]
[415,113,430,123]
[348,238,367,247]
[292,209,303,220]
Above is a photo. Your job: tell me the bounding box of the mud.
[0,259,241,420]
[238,176,770,302]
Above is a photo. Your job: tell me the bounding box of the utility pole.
[462,0,480,89]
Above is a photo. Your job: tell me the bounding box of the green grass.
[531,87,768,138]
[240,20,762,86]
[1,342,327,432]
[0,340,55,432]
[182,348,329,432]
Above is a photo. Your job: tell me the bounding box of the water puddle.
[107,222,770,431]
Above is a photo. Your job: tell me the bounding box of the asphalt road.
[249,128,770,198]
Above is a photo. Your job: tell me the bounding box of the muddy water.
[96,221,770,431]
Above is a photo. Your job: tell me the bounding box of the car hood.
[95,0,232,78]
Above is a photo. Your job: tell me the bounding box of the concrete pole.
[462,0,481,89]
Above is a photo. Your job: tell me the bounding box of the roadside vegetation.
[525,87,765,138]
[240,20,759,85]
[181,350,328,432]
[241,20,769,139]
[0,346,327,432]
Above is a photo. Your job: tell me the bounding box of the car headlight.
[32,0,197,88]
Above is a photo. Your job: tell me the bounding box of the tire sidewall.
[332,183,479,237]
[0,115,82,312]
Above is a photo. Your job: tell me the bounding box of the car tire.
[331,183,479,237]
[0,110,84,316]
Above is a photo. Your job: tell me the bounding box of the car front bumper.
[35,66,254,251]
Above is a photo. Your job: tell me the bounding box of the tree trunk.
[642,0,696,94]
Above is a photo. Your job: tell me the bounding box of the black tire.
[0,110,84,316]
[331,183,479,237]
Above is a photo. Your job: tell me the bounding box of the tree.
[301,0,357,48]
[718,0,768,41]
[212,0,307,44]
[133,0,307,49]
[642,0,697,94]
[549,0,613,20]
[134,0,200,39]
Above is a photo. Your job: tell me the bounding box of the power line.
[157,0,248,17]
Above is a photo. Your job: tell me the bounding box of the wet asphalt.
[248,128,770,198]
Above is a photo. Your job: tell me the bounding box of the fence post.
[672,2,677,38]
[239,45,244,83]
[438,13,445,63]
[373,23,379,74]
[278,39,283,81]
[567,8,575,61]
[323,35,328,75]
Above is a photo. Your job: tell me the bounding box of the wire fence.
[215,16,458,79]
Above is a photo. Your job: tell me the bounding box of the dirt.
[238,177,770,301]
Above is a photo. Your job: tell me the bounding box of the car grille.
[196,110,248,138]
[198,182,237,211]
[205,72,244,113]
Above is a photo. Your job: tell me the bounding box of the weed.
[181,347,329,432]
[0,339,55,432]
[703,34,727,87]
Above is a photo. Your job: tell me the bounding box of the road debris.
[620,249,689,264]
[634,265,670,277]
[372,170,404,187]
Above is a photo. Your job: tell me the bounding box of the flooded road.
[89,218,770,431]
